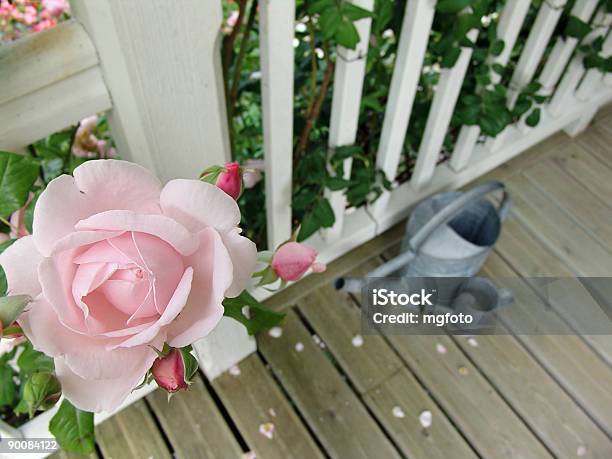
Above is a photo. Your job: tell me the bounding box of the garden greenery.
[223,0,612,248]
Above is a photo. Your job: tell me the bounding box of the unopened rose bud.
[22,372,62,417]
[151,347,198,394]
[0,295,32,332]
[271,242,327,282]
[201,162,243,200]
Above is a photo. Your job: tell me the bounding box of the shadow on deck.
[54,108,612,459]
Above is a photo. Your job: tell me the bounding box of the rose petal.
[75,210,198,256]
[0,236,43,297]
[221,228,257,297]
[160,179,241,232]
[72,159,162,214]
[167,228,232,347]
[115,267,194,348]
[34,160,162,256]
[54,352,157,413]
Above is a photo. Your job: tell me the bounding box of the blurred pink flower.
[42,0,69,18]
[72,115,114,158]
[227,10,239,28]
[243,159,264,189]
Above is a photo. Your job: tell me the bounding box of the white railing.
[2,0,612,380]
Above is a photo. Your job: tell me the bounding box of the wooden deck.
[54,111,612,459]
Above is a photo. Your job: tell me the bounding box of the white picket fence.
[2,0,612,381]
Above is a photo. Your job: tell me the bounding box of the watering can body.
[399,187,510,278]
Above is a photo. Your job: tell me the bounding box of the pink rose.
[0,160,256,412]
[271,242,326,282]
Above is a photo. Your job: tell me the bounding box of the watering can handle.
[409,181,511,252]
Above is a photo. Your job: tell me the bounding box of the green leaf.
[0,364,17,407]
[332,145,362,160]
[49,400,95,454]
[489,39,505,57]
[0,151,40,219]
[24,189,41,234]
[17,341,55,375]
[491,63,505,75]
[326,176,350,191]
[22,372,61,417]
[0,294,32,329]
[308,0,333,14]
[565,16,591,40]
[320,8,342,40]
[297,211,320,241]
[179,348,199,384]
[525,107,541,127]
[313,198,335,228]
[335,17,361,49]
[342,2,372,21]
[441,46,461,68]
[0,238,15,296]
[436,0,473,14]
[223,291,285,335]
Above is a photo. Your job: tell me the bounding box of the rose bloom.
[0,160,256,412]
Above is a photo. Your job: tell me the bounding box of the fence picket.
[259,0,296,250]
[576,30,612,100]
[373,0,436,214]
[538,0,598,96]
[411,28,479,190]
[449,0,531,171]
[325,0,374,241]
[549,10,612,116]
[487,0,568,151]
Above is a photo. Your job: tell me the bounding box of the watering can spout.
[334,277,364,293]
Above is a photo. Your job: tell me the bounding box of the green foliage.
[308,0,373,49]
[17,341,55,375]
[49,400,95,455]
[0,239,16,296]
[223,290,286,335]
[0,151,40,219]
[19,372,61,417]
[565,16,591,40]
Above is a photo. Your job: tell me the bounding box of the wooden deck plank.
[453,333,612,458]
[96,400,172,459]
[385,333,552,459]
[146,375,244,459]
[575,126,612,169]
[505,174,612,275]
[213,353,325,459]
[483,252,612,437]
[523,160,612,250]
[550,145,612,204]
[495,214,612,366]
[297,284,404,394]
[363,368,477,459]
[258,309,402,459]
[297,272,477,459]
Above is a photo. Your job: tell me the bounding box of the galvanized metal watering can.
[335,181,512,298]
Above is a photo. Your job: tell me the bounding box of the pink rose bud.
[216,162,243,200]
[271,242,326,282]
[151,347,198,394]
[201,162,243,200]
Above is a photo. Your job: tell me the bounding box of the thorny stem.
[295,45,335,161]
[229,0,259,117]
